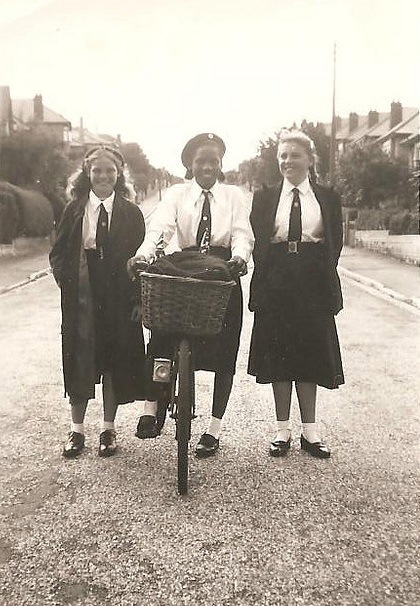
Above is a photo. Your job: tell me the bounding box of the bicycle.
[139,268,235,495]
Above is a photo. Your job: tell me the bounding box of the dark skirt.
[248,243,344,389]
[85,250,115,374]
[147,247,242,386]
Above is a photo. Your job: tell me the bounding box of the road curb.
[2,263,419,312]
[0,267,51,295]
[339,266,420,310]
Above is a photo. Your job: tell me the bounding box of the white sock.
[274,420,291,442]
[71,422,85,435]
[207,416,222,439]
[144,400,157,417]
[102,421,115,432]
[302,422,321,443]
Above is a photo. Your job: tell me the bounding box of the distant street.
[0,266,418,606]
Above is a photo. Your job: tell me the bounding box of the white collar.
[190,178,220,205]
[89,190,115,212]
[283,176,311,195]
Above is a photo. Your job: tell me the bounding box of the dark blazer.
[50,193,146,403]
[249,179,343,314]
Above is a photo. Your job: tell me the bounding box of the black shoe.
[195,433,219,458]
[98,429,117,457]
[269,436,291,457]
[62,431,85,459]
[300,435,331,459]
[135,415,159,439]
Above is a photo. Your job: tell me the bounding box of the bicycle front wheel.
[176,338,194,495]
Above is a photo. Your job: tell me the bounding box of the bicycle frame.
[151,336,196,494]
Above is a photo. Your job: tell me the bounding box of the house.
[375,110,419,170]
[329,102,419,166]
[0,85,71,143]
[69,118,121,160]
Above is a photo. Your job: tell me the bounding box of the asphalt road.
[0,272,419,606]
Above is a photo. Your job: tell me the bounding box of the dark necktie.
[288,187,302,241]
[196,190,212,251]
[96,203,109,260]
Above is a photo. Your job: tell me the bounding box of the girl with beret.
[248,130,344,458]
[128,133,254,457]
[50,146,146,458]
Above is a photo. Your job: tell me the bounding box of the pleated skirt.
[248,243,344,389]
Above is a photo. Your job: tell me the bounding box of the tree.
[300,120,330,181]
[0,129,72,192]
[0,129,72,224]
[120,142,154,197]
[224,169,240,185]
[335,145,408,209]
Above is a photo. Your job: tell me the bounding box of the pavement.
[339,246,420,310]
[1,221,419,312]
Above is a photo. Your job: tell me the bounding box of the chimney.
[335,116,342,131]
[390,101,402,128]
[33,94,43,121]
[368,110,379,128]
[349,112,359,132]
[0,86,13,135]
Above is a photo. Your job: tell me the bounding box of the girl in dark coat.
[50,146,146,458]
[248,130,344,458]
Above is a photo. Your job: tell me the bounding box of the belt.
[271,241,325,255]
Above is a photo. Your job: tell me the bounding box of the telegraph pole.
[329,43,337,187]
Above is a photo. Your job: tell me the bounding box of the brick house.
[328,101,419,167]
[0,86,71,143]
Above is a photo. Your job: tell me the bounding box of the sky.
[0,0,418,175]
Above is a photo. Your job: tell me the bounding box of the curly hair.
[68,168,132,201]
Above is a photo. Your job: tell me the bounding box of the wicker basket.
[140,272,235,336]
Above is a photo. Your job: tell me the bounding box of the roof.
[376,109,419,143]
[352,113,390,142]
[70,127,119,148]
[400,131,420,146]
[11,99,70,126]
[330,106,419,145]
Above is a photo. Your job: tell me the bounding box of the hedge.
[0,182,19,244]
[0,181,54,242]
[355,209,392,230]
[355,208,419,234]
[388,211,419,235]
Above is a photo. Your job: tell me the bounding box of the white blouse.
[271,176,324,243]
[136,179,254,261]
[82,190,115,250]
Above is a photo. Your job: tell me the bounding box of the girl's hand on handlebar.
[226,256,247,279]
[127,256,149,280]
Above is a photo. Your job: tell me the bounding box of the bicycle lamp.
[152,358,172,383]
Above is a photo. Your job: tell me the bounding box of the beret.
[181,133,226,168]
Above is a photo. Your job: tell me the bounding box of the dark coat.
[50,193,146,403]
[249,180,343,315]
